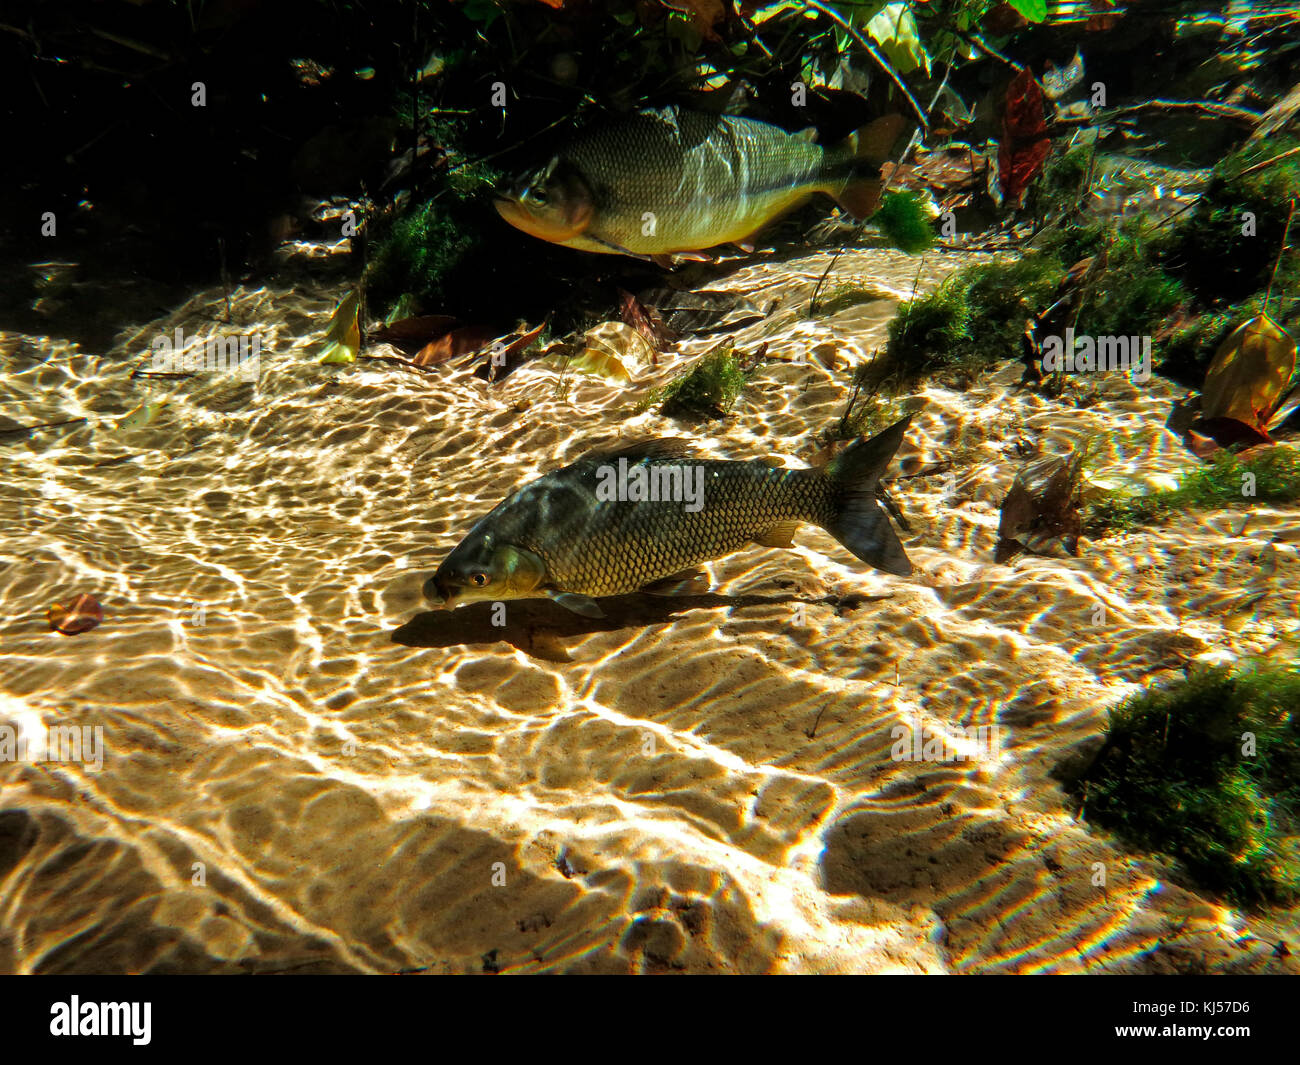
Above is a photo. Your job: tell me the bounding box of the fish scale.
[517,459,832,596]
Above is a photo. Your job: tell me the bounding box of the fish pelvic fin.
[547,591,606,618]
[822,415,914,577]
[831,114,908,219]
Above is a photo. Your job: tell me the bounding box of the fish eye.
[524,186,547,205]
[470,572,489,587]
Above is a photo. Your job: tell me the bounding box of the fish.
[424,416,914,618]
[494,106,906,262]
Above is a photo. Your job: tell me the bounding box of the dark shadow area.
[393,590,826,660]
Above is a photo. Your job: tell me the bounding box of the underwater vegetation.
[886,134,1300,383]
[640,340,755,419]
[886,254,1065,377]
[1069,664,1300,908]
[1084,447,1300,535]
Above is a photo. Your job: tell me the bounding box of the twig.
[800,0,928,130]
[1240,145,1300,177]
[1264,199,1296,318]
[1050,99,1263,130]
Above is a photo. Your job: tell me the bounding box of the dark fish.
[425,417,914,618]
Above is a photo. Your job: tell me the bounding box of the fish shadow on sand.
[393,590,845,662]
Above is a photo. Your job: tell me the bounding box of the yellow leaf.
[565,321,653,383]
[1202,315,1297,433]
[318,289,361,364]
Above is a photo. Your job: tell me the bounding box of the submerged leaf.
[370,314,459,347]
[318,289,362,365]
[1201,315,1297,436]
[566,322,654,383]
[997,452,1084,560]
[414,325,496,367]
[47,594,103,635]
[998,67,1050,208]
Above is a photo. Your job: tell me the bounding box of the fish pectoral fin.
[546,591,606,618]
[639,568,709,596]
[754,521,801,549]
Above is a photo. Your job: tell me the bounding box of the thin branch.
[800,0,928,130]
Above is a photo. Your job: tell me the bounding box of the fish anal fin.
[640,568,709,596]
[755,520,801,549]
[547,591,606,618]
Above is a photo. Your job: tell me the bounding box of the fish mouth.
[422,574,453,610]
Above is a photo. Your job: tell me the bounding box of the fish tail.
[829,114,908,219]
[821,414,913,576]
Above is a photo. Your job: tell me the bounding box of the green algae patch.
[1069,664,1300,908]
[1085,447,1300,536]
[642,341,751,419]
[873,190,935,255]
[886,253,1065,377]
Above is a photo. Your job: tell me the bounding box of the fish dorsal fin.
[574,437,700,463]
[794,127,819,143]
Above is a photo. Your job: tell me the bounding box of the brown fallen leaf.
[47,594,103,635]
[618,288,674,361]
[478,320,549,383]
[413,325,497,367]
[998,66,1051,208]
[1201,314,1297,437]
[996,452,1084,561]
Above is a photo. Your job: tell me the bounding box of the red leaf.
[999,67,1050,208]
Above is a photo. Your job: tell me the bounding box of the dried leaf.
[996,452,1083,560]
[618,288,674,358]
[478,320,548,383]
[369,315,459,347]
[1201,315,1297,436]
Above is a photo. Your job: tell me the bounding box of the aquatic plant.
[1084,446,1300,535]
[886,253,1064,376]
[874,190,935,254]
[643,341,751,419]
[1069,663,1300,907]
[821,363,908,444]
[1163,134,1300,305]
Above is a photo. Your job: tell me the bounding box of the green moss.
[810,282,894,317]
[365,198,481,313]
[644,341,751,418]
[1163,134,1300,305]
[1085,448,1300,535]
[1068,663,1300,907]
[874,190,935,254]
[886,253,1066,377]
